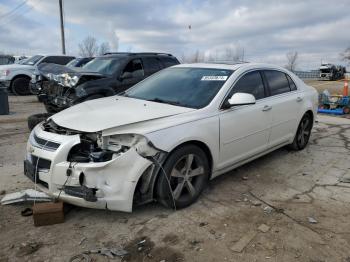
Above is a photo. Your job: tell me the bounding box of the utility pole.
[59,0,66,54]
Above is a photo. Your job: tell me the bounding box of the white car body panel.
[24,63,318,212]
[51,96,195,133]
[0,64,35,81]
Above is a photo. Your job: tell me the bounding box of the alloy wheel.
[169,154,205,201]
[297,115,312,148]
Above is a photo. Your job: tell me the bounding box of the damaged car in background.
[30,52,180,114]
[24,63,318,212]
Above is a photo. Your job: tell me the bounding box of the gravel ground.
[0,96,350,262]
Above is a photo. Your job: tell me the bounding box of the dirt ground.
[1,90,350,262]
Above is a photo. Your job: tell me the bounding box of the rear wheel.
[11,77,31,96]
[343,106,350,114]
[156,145,209,209]
[289,113,313,150]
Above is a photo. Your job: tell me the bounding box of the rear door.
[218,70,271,169]
[262,70,301,147]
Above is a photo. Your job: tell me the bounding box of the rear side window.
[286,74,297,91]
[159,56,179,68]
[229,70,265,100]
[142,57,162,74]
[264,70,290,96]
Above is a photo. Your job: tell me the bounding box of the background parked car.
[66,57,94,68]
[0,54,75,95]
[30,52,180,114]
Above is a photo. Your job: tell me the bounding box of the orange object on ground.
[343,80,349,96]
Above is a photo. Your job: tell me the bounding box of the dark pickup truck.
[30,52,180,113]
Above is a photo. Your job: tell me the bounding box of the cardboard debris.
[230,231,257,253]
[0,189,52,205]
[258,224,270,233]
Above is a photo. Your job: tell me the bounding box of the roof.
[101,52,175,58]
[173,62,289,72]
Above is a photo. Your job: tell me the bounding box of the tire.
[27,113,52,130]
[156,145,210,209]
[11,77,31,96]
[289,113,313,150]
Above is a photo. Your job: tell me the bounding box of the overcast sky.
[0,0,349,70]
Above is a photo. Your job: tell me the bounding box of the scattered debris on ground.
[308,217,318,224]
[230,231,257,253]
[16,241,42,257]
[258,224,270,233]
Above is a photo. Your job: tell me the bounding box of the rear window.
[264,70,290,96]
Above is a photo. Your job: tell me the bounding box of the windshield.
[320,69,331,73]
[66,58,81,67]
[82,57,122,75]
[125,67,233,109]
[22,55,43,65]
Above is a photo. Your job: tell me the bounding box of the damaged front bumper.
[24,125,157,212]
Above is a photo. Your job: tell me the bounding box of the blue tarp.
[317,108,344,115]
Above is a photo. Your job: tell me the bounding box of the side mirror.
[228,92,256,106]
[120,72,132,80]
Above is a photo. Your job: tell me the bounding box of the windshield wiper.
[148,97,180,106]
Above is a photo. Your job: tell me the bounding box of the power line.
[0,0,28,21]
[0,4,34,27]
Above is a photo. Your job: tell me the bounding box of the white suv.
[0,55,75,95]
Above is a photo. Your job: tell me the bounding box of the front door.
[218,70,271,170]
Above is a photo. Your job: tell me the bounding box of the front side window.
[228,71,265,100]
[125,67,233,109]
[83,57,122,75]
[22,55,44,65]
[264,70,290,96]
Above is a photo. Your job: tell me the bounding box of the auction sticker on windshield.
[201,76,228,81]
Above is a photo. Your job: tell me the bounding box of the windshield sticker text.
[201,76,228,81]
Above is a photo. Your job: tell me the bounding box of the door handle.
[262,105,272,111]
[296,97,303,102]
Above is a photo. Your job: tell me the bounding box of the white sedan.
[24,63,318,212]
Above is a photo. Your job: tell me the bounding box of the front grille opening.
[34,133,60,151]
[31,155,52,170]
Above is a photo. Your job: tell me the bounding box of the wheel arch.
[10,74,31,85]
[133,139,214,206]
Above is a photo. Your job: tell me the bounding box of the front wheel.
[289,113,313,150]
[11,77,31,96]
[156,145,210,209]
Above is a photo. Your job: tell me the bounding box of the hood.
[36,63,106,87]
[51,96,195,133]
[0,64,34,70]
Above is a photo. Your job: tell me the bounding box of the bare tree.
[98,42,110,55]
[223,45,245,62]
[181,50,205,63]
[341,47,350,64]
[78,36,99,57]
[286,51,298,71]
